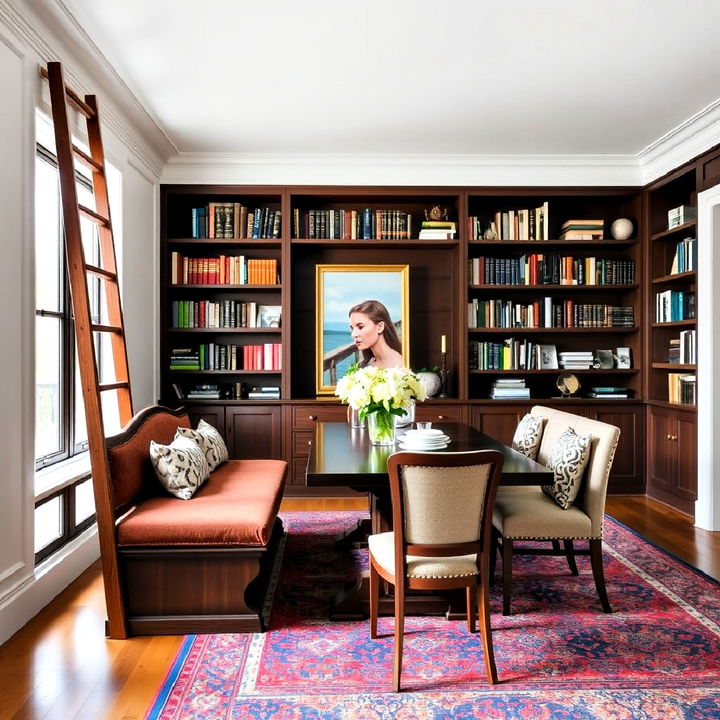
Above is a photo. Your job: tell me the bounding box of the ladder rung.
[39,65,96,119]
[91,323,123,335]
[72,145,104,173]
[99,381,130,393]
[85,263,117,282]
[79,204,110,227]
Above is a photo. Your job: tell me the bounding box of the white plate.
[398,440,451,450]
[397,433,449,444]
[403,428,445,437]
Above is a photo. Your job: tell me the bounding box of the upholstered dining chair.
[493,406,620,616]
[368,450,504,692]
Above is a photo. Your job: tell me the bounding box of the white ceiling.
[57,0,720,158]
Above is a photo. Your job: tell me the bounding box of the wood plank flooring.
[1,495,717,720]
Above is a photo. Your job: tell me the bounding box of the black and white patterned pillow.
[511,413,545,460]
[176,419,229,471]
[150,435,209,500]
[542,427,592,509]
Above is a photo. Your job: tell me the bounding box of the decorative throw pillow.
[511,413,545,460]
[542,427,592,509]
[149,435,209,500]
[175,419,229,471]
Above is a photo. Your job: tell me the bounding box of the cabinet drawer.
[415,404,465,423]
[292,458,309,486]
[292,404,348,429]
[293,430,314,456]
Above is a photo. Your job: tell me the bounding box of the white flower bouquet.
[335,365,427,444]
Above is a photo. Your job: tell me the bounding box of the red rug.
[146,511,720,719]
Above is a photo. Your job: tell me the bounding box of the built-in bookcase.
[160,186,286,404]
[464,190,642,402]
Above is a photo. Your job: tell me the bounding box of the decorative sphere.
[417,371,441,397]
[610,218,633,240]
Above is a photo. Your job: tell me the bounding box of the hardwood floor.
[1,495,716,720]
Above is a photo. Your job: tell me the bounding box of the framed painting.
[315,264,409,394]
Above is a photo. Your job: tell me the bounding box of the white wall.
[0,3,166,645]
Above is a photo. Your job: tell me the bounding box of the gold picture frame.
[315,264,410,395]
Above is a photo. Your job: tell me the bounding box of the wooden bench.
[103,405,287,635]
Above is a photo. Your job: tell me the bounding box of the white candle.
[441,334,446,354]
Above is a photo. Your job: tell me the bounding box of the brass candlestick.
[438,352,449,398]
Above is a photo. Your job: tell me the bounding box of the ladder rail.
[46,62,129,639]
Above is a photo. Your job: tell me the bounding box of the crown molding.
[1,0,175,179]
[162,152,643,187]
[638,98,720,185]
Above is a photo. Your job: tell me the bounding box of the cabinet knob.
[667,434,672,440]
[309,414,317,421]
[437,414,445,420]
[672,435,678,441]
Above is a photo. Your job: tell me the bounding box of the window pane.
[35,316,63,459]
[35,157,62,312]
[101,389,122,436]
[75,479,95,524]
[35,496,63,553]
[74,348,88,450]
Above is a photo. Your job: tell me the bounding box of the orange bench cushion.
[117,459,287,547]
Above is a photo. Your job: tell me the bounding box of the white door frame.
[696,182,720,530]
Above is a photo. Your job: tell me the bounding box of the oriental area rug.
[146,511,720,720]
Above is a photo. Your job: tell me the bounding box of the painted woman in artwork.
[349,299,403,369]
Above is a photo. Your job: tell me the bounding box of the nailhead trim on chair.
[410,571,478,579]
[503,535,601,541]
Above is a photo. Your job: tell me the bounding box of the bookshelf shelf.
[168,327,282,334]
[469,284,639,291]
[651,220,696,242]
[650,319,696,328]
[291,238,459,248]
[468,326,639,334]
[169,284,280,290]
[469,238,638,248]
[169,369,281,375]
[469,368,639,375]
[651,271,696,285]
[651,363,696,371]
[168,238,284,248]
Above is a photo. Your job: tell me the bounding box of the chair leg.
[392,579,405,692]
[502,537,514,616]
[369,557,379,639]
[562,539,579,576]
[489,527,499,584]
[477,582,498,684]
[466,586,475,633]
[590,538,612,613]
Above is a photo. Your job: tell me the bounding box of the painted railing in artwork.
[324,342,360,385]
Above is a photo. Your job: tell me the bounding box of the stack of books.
[559,219,604,240]
[247,385,280,400]
[558,351,594,369]
[668,205,696,229]
[419,220,456,239]
[186,383,221,400]
[587,386,631,399]
[170,348,200,370]
[670,236,697,274]
[490,378,530,399]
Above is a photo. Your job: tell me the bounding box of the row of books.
[191,203,281,239]
[169,343,282,371]
[668,330,696,364]
[468,202,549,241]
[170,253,279,285]
[655,290,696,323]
[171,301,281,329]
[468,297,635,329]
[668,373,696,405]
[669,236,697,274]
[470,340,631,371]
[292,208,417,240]
[174,382,280,400]
[468,255,635,286]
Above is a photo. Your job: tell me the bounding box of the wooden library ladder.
[42,61,133,638]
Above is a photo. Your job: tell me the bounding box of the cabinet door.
[415,403,466,424]
[674,413,697,502]
[185,405,226,435]
[225,406,283,460]
[470,404,528,446]
[647,406,675,495]
[588,405,644,494]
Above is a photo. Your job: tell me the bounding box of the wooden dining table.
[305,421,553,619]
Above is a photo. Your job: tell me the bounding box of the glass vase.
[367,410,396,446]
[347,405,366,428]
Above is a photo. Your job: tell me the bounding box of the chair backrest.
[387,451,504,566]
[531,405,620,534]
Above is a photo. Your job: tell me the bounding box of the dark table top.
[306,422,552,490]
